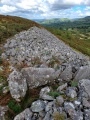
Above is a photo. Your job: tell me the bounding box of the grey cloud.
[51,3,74,11]
[46,0,90,11]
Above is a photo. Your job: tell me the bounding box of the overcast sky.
[0,0,90,19]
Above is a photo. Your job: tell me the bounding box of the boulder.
[64,102,76,118]
[57,83,67,92]
[21,67,56,89]
[73,110,83,120]
[45,101,54,112]
[8,70,27,101]
[39,87,51,97]
[78,79,90,108]
[14,108,32,120]
[43,112,51,120]
[65,87,77,98]
[56,96,64,106]
[39,87,54,101]
[60,65,72,81]
[0,106,8,120]
[84,109,90,120]
[75,66,90,81]
[31,100,46,112]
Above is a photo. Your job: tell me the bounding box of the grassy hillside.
[0,15,90,119]
[36,18,71,24]
[47,28,90,56]
[0,15,41,44]
[39,16,90,31]
[40,16,90,56]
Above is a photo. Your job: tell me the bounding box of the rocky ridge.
[0,26,90,120]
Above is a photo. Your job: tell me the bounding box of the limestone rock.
[57,83,67,92]
[65,87,77,98]
[8,70,27,101]
[56,96,64,106]
[0,106,8,120]
[78,79,90,108]
[45,101,54,112]
[39,87,54,101]
[21,67,56,89]
[39,86,51,97]
[84,109,90,120]
[3,27,89,66]
[14,108,32,120]
[64,102,75,117]
[31,100,45,112]
[60,65,72,81]
[75,66,90,81]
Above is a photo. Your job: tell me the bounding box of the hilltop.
[35,18,71,24]
[36,16,90,29]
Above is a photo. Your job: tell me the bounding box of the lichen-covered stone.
[78,79,90,108]
[14,108,32,120]
[75,66,90,81]
[8,70,27,101]
[31,100,45,112]
[21,67,56,89]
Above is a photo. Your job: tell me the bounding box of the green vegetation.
[8,100,22,114]
[6,88,40,119]
[71,80,78,87]
[46,28,90,56]
[39,16,90,56]
[41,16,90,30]
[53,112,65,120]
[37,18,71,24]
[0,15,41,44]
[48,91,60,98]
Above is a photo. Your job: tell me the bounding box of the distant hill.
[0,15,41,44]
[36,16,90,30]
[40,16,90,56]
[35,18,71,24]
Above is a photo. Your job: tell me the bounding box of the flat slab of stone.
[21,67,56,88]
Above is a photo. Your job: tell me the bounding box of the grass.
[8,100,22,114]
[0,15,42,44]
[53,112,65,120]
[47,28,90,56]
[48,91,60,98]
[71,80,78,87]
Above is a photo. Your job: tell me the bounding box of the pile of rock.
[2,27,89,67]
[14,79,90,120]
[1,26,90,120]
[7,64,90,102]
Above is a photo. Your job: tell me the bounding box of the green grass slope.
[0,15,41,44]
[47,28,90,56]
[40,16,90,56]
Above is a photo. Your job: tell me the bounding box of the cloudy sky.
[0,0,90,19]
